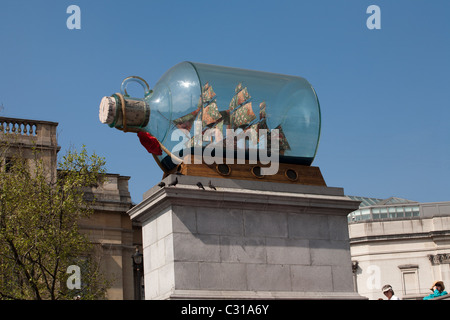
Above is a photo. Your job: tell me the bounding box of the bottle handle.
[120,76,152,97]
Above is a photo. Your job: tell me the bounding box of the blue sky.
[1,0,449,204]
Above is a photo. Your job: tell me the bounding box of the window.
[380,208,387,218]
[404,206,413,217]
[372,208,380,219]
[389,207,396,218]
[4,158,13,172]
[361,208,371,220]
[353,210,361,221]
[2,157,26,173]
[396,207,404,218]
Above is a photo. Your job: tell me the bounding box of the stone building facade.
[0,116,142,300]
[348,196,450,300]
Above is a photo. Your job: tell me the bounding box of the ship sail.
[202,101,222,127]
[200,82,222,128]
[202,82,216,102]
[259,101,267,120]
[172,102,201,132]
[232,102,256,128]
[229,83,256,129]
[267,124,291,155]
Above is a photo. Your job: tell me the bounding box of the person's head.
[430,281,445,293]
[382,284,394,299]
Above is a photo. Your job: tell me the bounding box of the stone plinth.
[128,175,364,299]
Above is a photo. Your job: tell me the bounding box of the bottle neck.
[99,94,149,132]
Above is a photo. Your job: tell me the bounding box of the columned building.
[348,196,450,300]
[0,116,142,300]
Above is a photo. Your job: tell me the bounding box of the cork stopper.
[99,95,150,130]
[99,96,116,125]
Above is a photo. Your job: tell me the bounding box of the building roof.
[347,195,418,208]
[347,196,421,223]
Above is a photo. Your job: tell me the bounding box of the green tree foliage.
[0,144,110,299]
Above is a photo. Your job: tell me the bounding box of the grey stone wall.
[131,175,363,299]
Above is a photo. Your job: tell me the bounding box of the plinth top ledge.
[128,174,360,223]
[143,174,346,201]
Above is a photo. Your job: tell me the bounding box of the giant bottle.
[99,62,321,173]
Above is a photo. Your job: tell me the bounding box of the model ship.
[172,82,291,157]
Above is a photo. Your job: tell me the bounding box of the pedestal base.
[128,175,364,300]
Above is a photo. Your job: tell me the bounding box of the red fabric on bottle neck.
[137,131,162,156]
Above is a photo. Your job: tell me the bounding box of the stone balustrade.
[0,116,60,182]
[0,116,59,148]
[0,117,39,136]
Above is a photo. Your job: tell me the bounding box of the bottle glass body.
[102,62,321,172]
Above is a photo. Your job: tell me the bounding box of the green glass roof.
[347,196,420,222]
[347,196,418,208]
